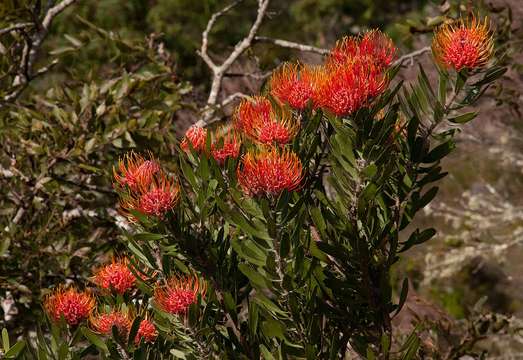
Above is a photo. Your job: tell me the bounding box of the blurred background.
[1,0,522,356]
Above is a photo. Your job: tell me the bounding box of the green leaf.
[448,112,477,124]
[4,340,25,358]
[239,264,268,288]
[400,228,436,253]
[133,232,165,242]
[261,319,285,340]
[81,327,108,353]
[394,278,409,316]
[423,141,455,163]
[473,67,507,86]
[2,328,9,351]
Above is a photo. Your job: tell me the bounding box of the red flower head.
[90,309,132,337]
[134,318,158,344]
[432,16,493,71]
[44,286,95,326]
[237,147,303,197]
[359,30,397,70]
[234,97,299,145]
[270,63,322,110]
[317,61,386,117]
[113,152,160,192]
[328,30,396,71]
[234,96,273,132]
[121,171,180,220]
[92,258,136,294]
[181,125,208,152]
[210,128,241,164]
[154,275,207,315]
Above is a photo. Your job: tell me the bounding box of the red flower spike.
[181,125,208,152]
[317,62,386,117]
[235,97,299,145]
[92,258,136,294]
[234,96,273,132]
[432,16,493,71]
[113,152,160,192]
[211,129,241,165]
[154,275,206,315]
[121,171,180,220]
[359,30,397,70]
[44,286,95,326]
[134,318,158,344]
[270,63,318,110]
[237,147,303,197]
[328,36,360,65]
[328,30,396,71]
[90,310,132,337]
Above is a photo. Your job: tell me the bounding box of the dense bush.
[0,1,514,359]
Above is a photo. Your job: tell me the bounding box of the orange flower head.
[235,97,299,145]
[359,30,397,69]
[432,16,493,71]
[121,171,180,220]
[154,275,206,315]
[181,125,208,152]
[134,318,158,344]
[90,309,132,337]
[211,129,242,165]
[237,147,303,197]
[93,258,136,294]
[113,152,160,192]
[44,286,95,326]
[317,62,386,116]
[329,36,359,65]
[328,31,396,71]
[270,62,318,110]
[234,96,273,132]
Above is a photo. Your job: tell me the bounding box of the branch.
[392,46,431,67]
[1,0,78,105]
[254,36,330,55]
[197,0,270,126]
[0,23,33,37]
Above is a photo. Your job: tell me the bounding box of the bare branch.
[1,0,79,106]
[254,36,330,55]
[198,0,244,72]
[198,0,270,126]
[224,70,272,80]
[221,92,249,107]
[0,23,33,37]
[393,46,431,67]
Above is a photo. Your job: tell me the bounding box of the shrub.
[1,14,507,359]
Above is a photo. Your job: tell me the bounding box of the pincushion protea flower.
[44,286,95,326]
[92,258,136,294]
[234,97,299,145]
[113,152,160,191]
[270,63,323,110]
[432,16,493,71]
[154,274,206,315]
[210,129,241,164]
[134,318,158,344]
[181,125,208,152]
[90,309,132,336]
[237,147,303,197]
[328,30,396,70]
[234,96,273,132]
[121,171,180,219]
[317,62,386,116]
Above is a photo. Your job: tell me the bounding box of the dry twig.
[1,0,78,105]
[196,0,270,127]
